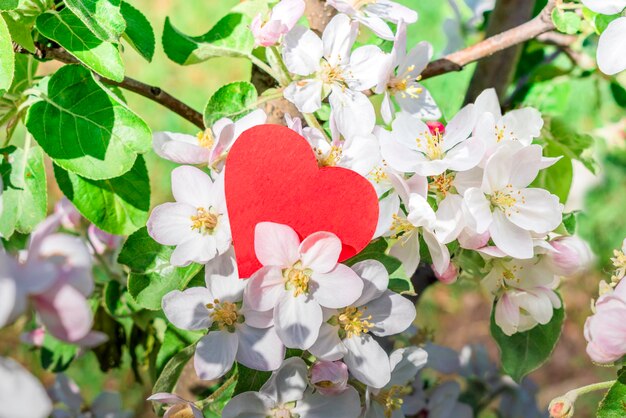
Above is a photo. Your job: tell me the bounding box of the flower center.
[489,185,523,216]
[379,385,410,418]
[390,214,417,242]
[495,125,515,143]
[283,263,312,297]
[416,131,445,160]
[190,207,219,234]
[320,60,346,85]
[369,165,388,184]
[338,306,373,338]
[270,403,296,418]
[196,129,216,150]
[317,145,343,167]
[429,172,455,196]
[611,248,626,283]
[206,299,242,331]
[390,69,422,99]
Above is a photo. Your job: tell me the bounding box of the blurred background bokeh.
[1,0,625,416]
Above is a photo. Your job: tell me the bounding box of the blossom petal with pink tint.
[300,231,342,273]
[254,222,301,267]
[171,165,214,208]
[245,266,285,312]
[34,282,92,343]
[312,264,363,309]
[147,202,195,246]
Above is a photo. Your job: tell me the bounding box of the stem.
[567,380,616,398]
[249,54,281,82]
[268,46,293,86]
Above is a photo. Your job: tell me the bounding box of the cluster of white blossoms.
[141,0,599,416]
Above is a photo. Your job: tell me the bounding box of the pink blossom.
[54,198,83,231]
[585,279,626,364]
[310,361,349,395]
[548,236,594,276]
[88,224,122,255]
[433,262,458,285]
[251,0,305,47]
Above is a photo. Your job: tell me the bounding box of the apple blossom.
[152,109,267,170]
[147,166,231,267]
[376,21,440,123]
[148,393,204,418]
[326,0,417,40]
[162,250,284,380]
[309,260,416,388]
[433,261,458,284]
[402,381,473,418]
[222,357,362,418]
[463,143,563,259]
[580,0,626,75]
[250,0,305,47]
[380,106,484,177]
[584,278,626,364]
[244,222,363,350]
[0,356,52,418]
[310,360,350,395]
[87,224,122,255]
[282,14,384,127]
[547,236,594,276]
[55,197,83,231]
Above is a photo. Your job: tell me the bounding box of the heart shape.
[225,124,379,278]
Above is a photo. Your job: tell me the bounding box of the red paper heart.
[225,124,379,278]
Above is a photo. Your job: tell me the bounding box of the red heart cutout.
[225,124,379,278]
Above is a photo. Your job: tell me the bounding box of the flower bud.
[548,395,575,418]
[88,224,122,255]
[426,121,445,136]
[310,360,349,396]
[55,198,82,231]
[548,236,594,276]
[433,262,458,285]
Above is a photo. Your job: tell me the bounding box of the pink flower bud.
[458,228,490,250]
[433,262,458,284]
[88,224,122,255]
[54,198,82,231]
[426,121,445,136]
[549,395,575,418]
[310,360,349,395]
[251,0,305,47]
[548,236,594,276]
[584,279,626,364]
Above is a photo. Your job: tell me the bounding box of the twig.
[13,43,206,129]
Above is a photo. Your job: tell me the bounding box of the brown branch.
[13,43,205,130]
[421,0,557,80]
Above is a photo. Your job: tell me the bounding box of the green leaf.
[120,1,154,62]
[64,0,126,42]
[162,13,254,65]
[562,211,580,235]
[118,227,204,310]
[490,296,565,382]
[53,156,150,235]
[36,9,124,81]
[531,143,573,203]
[155,327,203,376]
[598,368,626,417]
[25,65,151,180]
[551,9,582,34]
[40,334,78,372]
[234,363,271,395]
[204,375,237,417]
[152,343,195,397]
[203,81,258,127]
[0,0,17,11]
[3,11,36,53]
[0,14,14,93]
[0,146,47,238]
[103,280,133,317]
[543,117,597,174]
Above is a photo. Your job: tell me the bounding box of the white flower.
[580,1,626,74]
[222,357,362,418]
[50,375,131,418]
[162,250,284,380]
[326,0,417,40]
[0,356,52,418]
[376,21,440,123]
[147,166,231,267]
[483,257,561,335]
[309,260,416,388]
[582,0,626,14]
[251,0,305,47]
[472,88,543,160]
[463,143,563,259]
[380,107,484,177]
[282,14,384,134]
[547,236,594,276]
[363,347,428,418]
[244,222,363,350]
[403,381,473,418]
[153,109,267,171]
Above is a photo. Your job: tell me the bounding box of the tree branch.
[13,43,206,130]
[421,0,557,80]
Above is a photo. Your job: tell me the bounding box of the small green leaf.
[25,65,151,180]
[36,9,124,81]
[490,296,565,382]
[118,228,204,310]
[204,81,258,127]
[531,143,573,203]
[552,9,582,35]
[156,327,203,376]
[163,13,254,65]
[595,13,621,34]
[53,156,150,235]
[40,334,77,372]
[64,0,126,42]
[120,1,154,62]
[0,0,17,11]
[597,368,626,417]
[562,211,579,235]
[234,363,271,395]
[543,117,597,174]
[3,12,36,53]
[0,146,47,238]
[152,343,195,398]
[0,14,14,93]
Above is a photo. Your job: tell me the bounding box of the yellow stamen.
[369,166,388,184]
[190,207,219,234]
[611,248,626,283]
[320,61,345,85]
[206,299,241,330]
[317,145,343,167]
[495,125,515,143]
[429,172,455,196]
[196,129,215,150]
[416,129,444,160]
[390,214,416,242]
[338,306,373,338]
[283,264,311,297]
[168,404,196,418]
[490,185,524,216]
[390,70,423,99]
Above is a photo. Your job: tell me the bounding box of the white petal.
[236,324,285,372]
[346,45,386,91]
[388,346,428,387]
[162,288,212,331]
[293,386,361,418]
[597,17,626,75]
[489,210,534,259]
[169,234,217,267]
[34,282,92,343]
[274,294,322,349]
[261,357,309,404]
[242,306,274,329]
[495,293,520,336]
[463,188,492,234]
[391,111,430,151]
[395,86,441,120]
[284,79,324,113]
[473,88,501,119]
[508,188,562,234]
[194,331,238,380]
[171,166,214,208]
[340,134,381,177]
[343,334,391,388]
[329,88,376,139]
[423,229,450,276]
[380,132,421,173]
[443,104,474,150]
[581,0,626,15]
[0,263,17,328]
[444,137,484,172]
[365,290,416,336]
[153,132,211,165]
[312,264,363,308]
[272,0,306,29]
[501,108,543,145]
[380,91,394,125]
[308,322,347,360]
[232,109,268,139]
[204,249,245,302]
[507,144,546,188]
[244,266,286,312]
[352,260,389,306]
[356,13,394,39]
[374,194,400,238]
[254,222,301,267]
[323,14,357,66]
[0,357,52,418]
[282,25,323,75]
[389,233,420,277]
[407,193,436,229]
[222,392,274,418]
[434,194,465,244]
[147,202,195,246]
[367,1,418,23]
[300,232,342,273]
[399,41,432,77]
